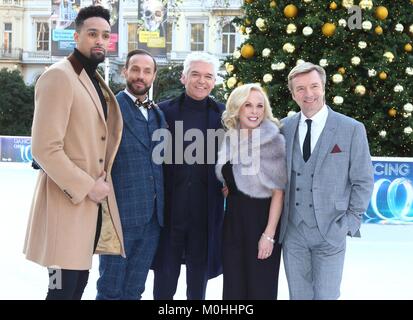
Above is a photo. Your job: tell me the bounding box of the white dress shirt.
[299,105,329,155]
[124,89,148,120]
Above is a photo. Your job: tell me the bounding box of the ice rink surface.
[1,163,412,300]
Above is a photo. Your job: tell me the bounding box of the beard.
[89,50,106,63]
[126,80,151,96]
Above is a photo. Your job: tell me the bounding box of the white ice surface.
[1,163,412,300]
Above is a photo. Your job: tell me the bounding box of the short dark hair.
[75,5,110,32]
[125,49,157,72]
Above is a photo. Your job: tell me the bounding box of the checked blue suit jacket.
[111,91,168,230]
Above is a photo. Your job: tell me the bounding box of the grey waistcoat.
[289,129,323,228]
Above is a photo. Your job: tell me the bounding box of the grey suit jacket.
[279,107,374,247]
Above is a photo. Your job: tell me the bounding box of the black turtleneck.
[183,94,208,112]
[182,94,208,138]
[175,93,209,188]
[73,48,107,119]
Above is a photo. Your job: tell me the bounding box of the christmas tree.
[223,0,413,156]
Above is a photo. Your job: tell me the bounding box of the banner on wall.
[50,0,81,56]
[364,157,413,224]
[51,0,119,57]
[137,0,167,59]
[92,0,120,56]
[0,136,32,163]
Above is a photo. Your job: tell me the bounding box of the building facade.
[0,0,242,84]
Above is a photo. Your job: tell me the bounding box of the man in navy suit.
[152,52,225,300]
[96,49,167,299]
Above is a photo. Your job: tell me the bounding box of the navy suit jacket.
[153,92,225,279]
[111,92,168,232]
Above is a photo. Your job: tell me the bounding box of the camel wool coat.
[23,53,125,270]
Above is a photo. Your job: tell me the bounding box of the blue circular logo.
[19,145,33,163]
[367,178,413,222]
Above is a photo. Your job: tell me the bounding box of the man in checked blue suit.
[96,49,167,299]
[279,62,374,300]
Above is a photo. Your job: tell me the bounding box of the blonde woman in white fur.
[216,83,287,300]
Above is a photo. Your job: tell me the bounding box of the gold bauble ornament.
[226,77,237,89]
[225,63,235,73]
[284,4,298,18]
[241,43,255,58]
[338,67,346,75]
[270,1,277,8]
[374,26,383,35]
[388,108,397,117]
[405,43,412,52]
[375,6,388,20]
[329,2,337,10]
[245,18,252,26]
[245,0,254,4]
[322,23,336,37]
[379,71,387,80]
[239,26,246,34]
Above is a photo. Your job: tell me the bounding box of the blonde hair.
[222,83,280,130]
[287,62,326,93]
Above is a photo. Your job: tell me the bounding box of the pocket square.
[331,144,342,153]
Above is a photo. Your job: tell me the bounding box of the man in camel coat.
[23,5,124,300]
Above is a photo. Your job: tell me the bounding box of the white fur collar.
[216,119,287,198]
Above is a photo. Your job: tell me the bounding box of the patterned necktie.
[303,119,312,162]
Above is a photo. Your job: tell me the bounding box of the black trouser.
[45,205,102,300]
[153,231,209,300]
[46,269,90,300]
[154,182,208,300]
[222,197,282,300]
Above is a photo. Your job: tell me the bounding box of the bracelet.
[262,233,275,244]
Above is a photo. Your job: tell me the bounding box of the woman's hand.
[257,234,274,260]
[222,185,229,198]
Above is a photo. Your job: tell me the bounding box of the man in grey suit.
[279,62,374,300]
[96,49,167,299]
